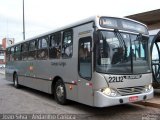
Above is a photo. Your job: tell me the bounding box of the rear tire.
[13,74,20,88]
[54,79,67,105]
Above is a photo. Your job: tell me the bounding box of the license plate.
[129,96,138,102]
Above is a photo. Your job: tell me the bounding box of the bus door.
[77,36,93,106]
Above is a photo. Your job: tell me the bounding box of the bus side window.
[78,37,92,80]
[6,48,11,62]
[28,40,37,60]
[37,36,49,60]
[14,45,21,61]
[10,47,14,61]
[49,32,61,59]
[62,30,73,58]
[21,42,28,60]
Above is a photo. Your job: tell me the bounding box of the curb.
[135,89,160,108]
[136,101,160,109]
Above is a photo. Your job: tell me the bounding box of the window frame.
[6,48,11,62]
[37,36,49,60]
[14,44,21,61]
[38,36,49,49]
[62,29,73,59]
[21,42,29,61]
[49,32,61,59]
[29,40,37,52]
[28,39,37,60]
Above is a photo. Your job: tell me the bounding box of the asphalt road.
[0,74,160,120]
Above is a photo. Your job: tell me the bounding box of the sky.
[0,0,160,43]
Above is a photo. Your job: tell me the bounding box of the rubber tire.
[54,79,67,105]
[13,74,20,88]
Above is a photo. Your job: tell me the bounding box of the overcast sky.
[0,0,160,43]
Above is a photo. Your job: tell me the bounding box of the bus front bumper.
[94,88,153,107]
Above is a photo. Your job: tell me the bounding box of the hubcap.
[56,85,64,99]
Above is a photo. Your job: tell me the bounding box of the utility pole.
[23,0,25,40]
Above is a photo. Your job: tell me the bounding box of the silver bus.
[6,16,153,107]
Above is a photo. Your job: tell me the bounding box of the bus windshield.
[96,30,150,74]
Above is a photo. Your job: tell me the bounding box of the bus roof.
[8,15,148,48]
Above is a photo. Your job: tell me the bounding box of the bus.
[5,16,153,107]
[149,29,160,84]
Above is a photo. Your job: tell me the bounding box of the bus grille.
[117,86,145,96]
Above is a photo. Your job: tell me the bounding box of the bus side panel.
[17,60,52,93]
[5,61,17,82]
[5,73,13,82]
[18,76,52,93]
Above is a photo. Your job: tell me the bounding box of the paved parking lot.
[0,74,160,120]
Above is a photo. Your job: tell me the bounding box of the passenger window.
[42,38,48,48]
[14,45,21,61]
[38,37,48,49]
[28,40,37,60]
[49,32,61,59]
[10,47,14,61]
[6,48,11,62]
[21,42,28,60]
[62,30,73,58]
[78,37,92,80]
[29,40,37,51]
[37,36,49,59]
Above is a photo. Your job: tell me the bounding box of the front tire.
[54,79,67,105]
[13,74,19,88]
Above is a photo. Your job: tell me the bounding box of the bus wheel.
[54,79,67,105]
[13,74,19,88]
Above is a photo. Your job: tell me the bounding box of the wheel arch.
[51,76,64,94]
[13,71,17,82]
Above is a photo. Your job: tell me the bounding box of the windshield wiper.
[134,33,142,59]
[114,29,127,59]
[114,29,127,49]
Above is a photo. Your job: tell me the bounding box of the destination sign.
[99,17,148,35]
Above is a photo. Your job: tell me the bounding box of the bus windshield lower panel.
[96,31,150,74]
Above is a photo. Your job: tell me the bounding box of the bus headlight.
[101,87,117,97]
[144,84,152,92]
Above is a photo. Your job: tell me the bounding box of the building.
[126,9,160,30]
[0,44,5,65]
[0,38,14,68]
[0,39,6,68]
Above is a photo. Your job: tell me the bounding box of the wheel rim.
[56,85,64,100]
